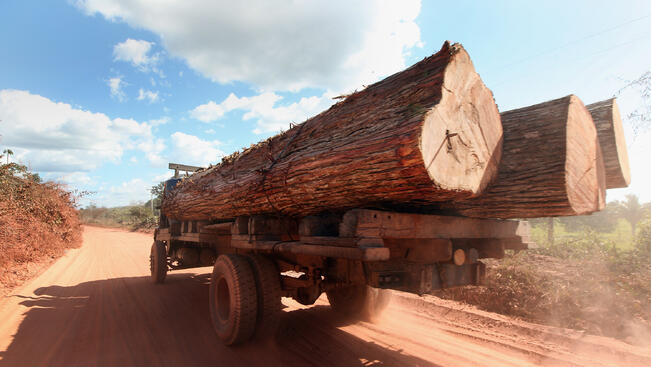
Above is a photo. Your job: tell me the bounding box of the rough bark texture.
[586,98,630,189]
[451,95,606,219]
[163,42,502,221]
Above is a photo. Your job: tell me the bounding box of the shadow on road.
[0,272,438,367]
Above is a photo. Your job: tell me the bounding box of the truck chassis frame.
[152,208,531,344]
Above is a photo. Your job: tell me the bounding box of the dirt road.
[1,226,649,366]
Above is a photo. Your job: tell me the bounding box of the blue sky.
[1,0,650,206]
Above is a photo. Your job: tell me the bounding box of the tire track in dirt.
[0,226,649,366]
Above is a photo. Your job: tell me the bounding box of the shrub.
[0,163,81,290]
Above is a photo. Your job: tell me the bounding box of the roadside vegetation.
[0,158,81,293]
[78,182,163,231]
[435,195,651,345]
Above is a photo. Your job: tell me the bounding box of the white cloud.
[108,178,150,206]
[137,138,166,166]
[148,116,170,126]
[107,76,126,101]
[154,172,173,183]
[205,128,216,134]
[0,89,156,172]
[113,38,159,72]
[54,172,93,186]
[191,91,334,134]
[137,88,160,103]
[77,0,422,92]
[190,100,225,122]
[170,132,224,166]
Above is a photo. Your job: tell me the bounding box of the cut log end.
[450,95,606,219]
[565,95,605,215]
[587,98,631,189]
[420,44,502,195]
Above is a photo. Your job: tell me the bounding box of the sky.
[0,0,650,207]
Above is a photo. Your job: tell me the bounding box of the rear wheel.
[209,254,258,345]
[150,241,167,283]
[326,285,391,320]
[246,255,282,340]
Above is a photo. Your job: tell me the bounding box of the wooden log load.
[586,98,630,189]
[449,95,606,219]
[163,41,503,221]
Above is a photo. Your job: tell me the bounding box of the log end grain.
[420,43,502,196]
[565,95,606,215]
[586,98,631,189]
[451,95,606,219]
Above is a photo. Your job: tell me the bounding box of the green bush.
[636,219,651,254]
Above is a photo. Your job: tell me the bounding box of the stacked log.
[451,95,606,219]
[586,98,630,189]
[162,41,624,223]
[163,41,503,221]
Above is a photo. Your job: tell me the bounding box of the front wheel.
[150,241,168,283]
[209,254,258,345]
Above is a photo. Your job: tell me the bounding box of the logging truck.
[152,163,533,345]
[149,41,627,346]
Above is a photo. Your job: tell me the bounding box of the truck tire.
[150,241,167,283]
[326,285,391,320]
[209,254,258,345]
[246,255,282,340]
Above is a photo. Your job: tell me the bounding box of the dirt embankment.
[0,163,81,296]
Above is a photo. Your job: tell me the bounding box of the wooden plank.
[173,233,230,245]
[169,162,203,173]
[340,209,528,239]
[201,222,232,234]
[383,238,452,263]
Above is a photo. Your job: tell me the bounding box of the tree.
[151,182,165,202]
[636,219,651,255]
[2,149,13,164]
[559,202,619,233]
[613,194,650,236]
[147,182,166,215]
[618,70,650,136]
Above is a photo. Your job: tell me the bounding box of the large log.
[586,98,630,189]
[450,95,606,219]
[163,41,503,221]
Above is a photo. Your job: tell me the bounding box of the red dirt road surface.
[1,226,650,366]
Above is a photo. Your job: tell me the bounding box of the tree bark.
[163,41,503,221]
[586,98,630,189]
[450,95,606,219]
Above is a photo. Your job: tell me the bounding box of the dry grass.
[434,236,651,344]
[0,163,81,293]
